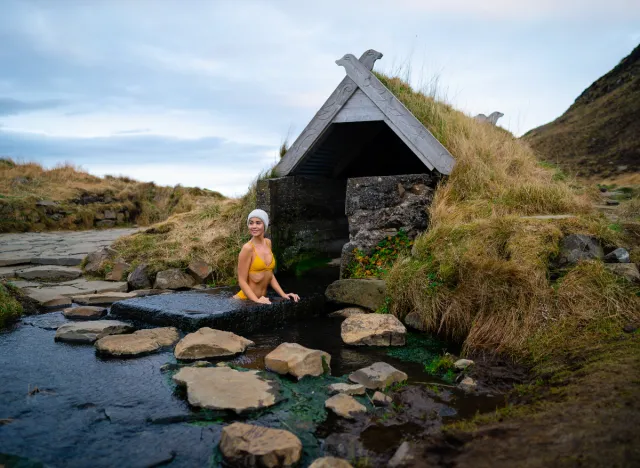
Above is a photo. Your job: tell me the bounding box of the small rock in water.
[327,383,365,396]
[454,359,474,370]
[55,320,134,344]
[325,393,367,419]
[341,314,406,346]
[62,306,107,320]
[220,422,302,467]
[309,457,354,468]
[459,376,477,392]
[264,342,331,379]
[603,247,630,263]
[192,360,212,367]
[349,362,408,390]
[174,327,254,360]
[388,441,415,468]
[372,391,392,406]
[95,327,179,357]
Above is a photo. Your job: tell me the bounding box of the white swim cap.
[247,209,269,231]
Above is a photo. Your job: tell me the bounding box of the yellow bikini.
[235,242,276,299]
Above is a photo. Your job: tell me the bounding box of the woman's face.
[248,217,265,237]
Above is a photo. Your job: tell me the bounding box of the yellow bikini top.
[249,241,275,273]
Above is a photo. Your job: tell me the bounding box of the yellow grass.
[378,74,640,357]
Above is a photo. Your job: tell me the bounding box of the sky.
[0,0,638,196]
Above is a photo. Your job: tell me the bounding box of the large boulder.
[84,247,117,275]
[187,260,213,284]
[325,279,386,311]
[219,422,302,467]
[127,264,152,290]
[341,314,406,346]
[264,343,331,379]
[349,362,408,390]
[174,327,254,360]
[95,327,179,357]
[153,269,196,290]
[325,393,366,419]
[557,235,604,266]
[55,320,134,344]
[62,306,107,320]
[173,367,279,413]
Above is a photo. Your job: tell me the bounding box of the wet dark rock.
[604,247,631,263]
[22,312,69,330]
[557,235,604,266]
[110,289,326,334]
[55,320,134,344]
[323,433,369,461]
[128,264,152,290]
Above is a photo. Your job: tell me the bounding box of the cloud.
[0,97,66,116]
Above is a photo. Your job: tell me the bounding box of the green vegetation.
[423,354,456,382]
[346,230,413,278]
[373,72,639,357]
[0,283,23,328]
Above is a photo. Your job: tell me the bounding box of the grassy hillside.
[522,43,640,179]
[374,73,639,359]
[0,158,223,232]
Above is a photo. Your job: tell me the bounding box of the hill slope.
[523,44,640,179]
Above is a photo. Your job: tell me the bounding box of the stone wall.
[340,174,436,277]
[256,176,348,269]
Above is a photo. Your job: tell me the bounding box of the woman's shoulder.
[240,241,254,253]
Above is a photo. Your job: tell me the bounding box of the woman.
[234,209,300,304]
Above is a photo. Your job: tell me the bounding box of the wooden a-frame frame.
[275,50,455,177]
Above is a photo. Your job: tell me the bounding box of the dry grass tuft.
[380,74,640,357]
[113,183,257,284]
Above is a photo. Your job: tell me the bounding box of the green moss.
[346,230,413,279]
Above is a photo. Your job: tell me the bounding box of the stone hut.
[257,50,455,276]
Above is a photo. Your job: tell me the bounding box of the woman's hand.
[255,296,271,305]
[283,293,300,302]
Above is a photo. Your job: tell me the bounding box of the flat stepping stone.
[174,327,254,360]
[325,393,366,419]
[63,306,107,320]
[265,342,331,379]
[55,320,134,343]
[95,327,179,356]
[0,266,17,279]
[23,288,71,308]
[72,292,136,305]
[16,265,82,281]
[349,362,408,390]
[0,251,33,267]
[59,278,128,294]
[220,422,302,467]
[341,314,406,346]
[327,383,365,396]
[325,278,386,311]
[172,367,279,413]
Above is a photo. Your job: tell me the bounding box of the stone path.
[0,228,137,267]
[0,228,137,307]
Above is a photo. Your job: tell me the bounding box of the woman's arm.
[237,244,263,303]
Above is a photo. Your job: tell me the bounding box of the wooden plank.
[335,54,455,175]
[275,50,383,176]
[333,90,385,123]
